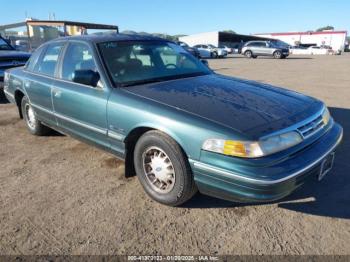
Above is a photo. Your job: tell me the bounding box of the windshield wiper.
[120,78,165,87]
[120,72,209,87]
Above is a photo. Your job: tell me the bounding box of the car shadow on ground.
[285,57,314,60]
[0,91,9,104]
[183,107,350,220]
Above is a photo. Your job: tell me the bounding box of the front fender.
[107,88,239,161]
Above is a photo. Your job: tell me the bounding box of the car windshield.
[208,44,217,48]
[99,41,211,87]
[0,38,14,51]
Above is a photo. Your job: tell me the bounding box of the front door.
[52,41,110,149]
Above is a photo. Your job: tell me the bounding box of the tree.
[316,26,334,32]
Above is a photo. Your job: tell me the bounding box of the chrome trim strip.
[4,90,14,99]
[55,113,107,135]
[25,67,104,90]
[190,130,343,186]
[31,103,107,135]
[31,103,52,114]
[108,130,125,141]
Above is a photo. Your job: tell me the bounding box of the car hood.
[0,50,31,60]
[126,74,322,139]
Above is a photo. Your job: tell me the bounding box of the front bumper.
[190,123,343,203]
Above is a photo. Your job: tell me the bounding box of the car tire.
[273,50,282,59]
[244,50,253,58]
[21,96,51,136]
[211,51,218,58]
[133,130,197,206]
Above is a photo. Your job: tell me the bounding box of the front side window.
[0,38,14,51]
[35,42,64,76]
[99,41,211,87]
[61,42,97,81]
[270,41,289,48]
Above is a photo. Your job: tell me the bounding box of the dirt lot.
[0,54,349,255]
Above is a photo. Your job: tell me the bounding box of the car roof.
[247,40,266,43]
[48,33,169,44]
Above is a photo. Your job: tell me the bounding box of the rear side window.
[34,42,64,77]
[26,46,44,71]
[249,42,264,47]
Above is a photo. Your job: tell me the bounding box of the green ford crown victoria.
[3,34,343,206]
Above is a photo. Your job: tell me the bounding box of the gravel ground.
[0,54,349,255]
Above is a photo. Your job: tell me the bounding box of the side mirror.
[201,59,209,67]
[73,69,100,87]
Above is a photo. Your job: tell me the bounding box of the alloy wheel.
[25,103,36,130]
[142,146,176,194]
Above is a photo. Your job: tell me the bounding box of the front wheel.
[21,96,51,136]
[134,130,197,206]
[273,50,282,59]
[211,51,218,58]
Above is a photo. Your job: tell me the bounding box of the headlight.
[202,131,302,158]
[322,107,330,126]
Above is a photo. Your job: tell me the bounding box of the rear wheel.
[211,51,218,58]
[134,130,197,206]
[273,50,282,59]
[21,96,51,136]
[244,50,253,58]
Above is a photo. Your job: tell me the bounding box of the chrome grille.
[297,114,324,138]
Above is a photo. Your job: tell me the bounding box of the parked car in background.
[4,34,342,206]
[290,46,333,55]
[193,44,227,58]
[14,40,30,52]
[0,36,31,92]
[176,41,200,58]
[219,45,233,54]
[306,46,331,55]
[242,40,289,59]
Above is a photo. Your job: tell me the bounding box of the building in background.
[254,31,348,51]
[179,31,269,49]
[0,19,119,51]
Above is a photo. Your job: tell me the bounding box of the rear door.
[24,42,65,127]
[253,42,268,55]
[52,41,110,148]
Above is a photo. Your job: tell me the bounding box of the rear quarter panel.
[4,67,27,103]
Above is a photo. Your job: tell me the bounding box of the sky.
[2,0,349,35]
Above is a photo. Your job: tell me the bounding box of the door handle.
[52,89,62,98]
